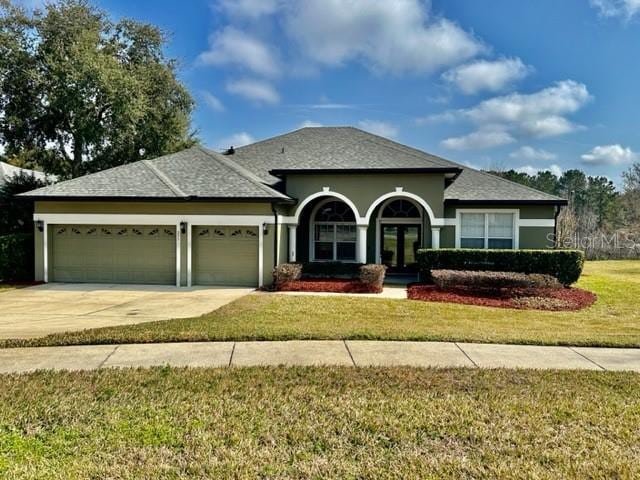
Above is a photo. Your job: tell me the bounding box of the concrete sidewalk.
[1,341,640,373]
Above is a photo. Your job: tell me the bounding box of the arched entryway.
[376,198,424,273]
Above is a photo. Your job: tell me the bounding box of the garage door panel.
[51,224,176,285]
[194,226,258,287]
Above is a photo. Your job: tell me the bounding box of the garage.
[193,226,259,286]
[50,224,176,284]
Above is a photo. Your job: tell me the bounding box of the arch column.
[288,224,297,262]
[357,225,368,264]
[431,227,441,250]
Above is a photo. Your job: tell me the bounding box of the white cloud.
[309,103,354,109]
[282,0,485,74]
[516,164,563,177]
[442,128,515,150]
[590,0,640,19]
[437,80,591,150]
[218,0,280,19]
[298,120,323,128]
[226,78,280,104]
[509,146,557,161]
[357,120,398,138]
[581,144,638,165]
[443,57,531,94]
[198,27,280,77]
[216,132,255,150]
[201,91,225,112]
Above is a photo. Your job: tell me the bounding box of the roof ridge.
[142,159,187,198]
[198,146,290,199]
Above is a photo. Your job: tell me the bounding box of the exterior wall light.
[262,223,269,235]
[35,220,44,232]
[180,222,187,235]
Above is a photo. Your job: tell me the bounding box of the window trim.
[455,209,520,249]
[309,198,358,262]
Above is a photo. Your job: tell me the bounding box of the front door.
[381,224,421,273]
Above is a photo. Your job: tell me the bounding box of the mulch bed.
[277,279,382,294]
[407,284,597,311]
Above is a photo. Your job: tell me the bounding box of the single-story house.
[1,161,51,187]
[22,127,566,287]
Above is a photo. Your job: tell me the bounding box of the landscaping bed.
[277,278,382,293]
[408,284,597,311]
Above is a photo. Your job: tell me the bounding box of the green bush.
[431,270,560,292]
[359,264,387,288]
[0,233,34,282]
[416,249,585,286]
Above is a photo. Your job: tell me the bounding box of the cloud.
[581,144,639,165]
[308,103,354,109]
[216,132,255,150]
[218,0,280,19]
[281,0,485,74]
[442,128,515,150]
[198,27,280,77]
[226,78,280,104]
[201,91,225,112]
[357,120,398,138]
[436,80,591,150]
[516,164,563,177]
[443,57,531,95]
[590,0,640,19]
[509,146,557,161]
[299,120,323,128]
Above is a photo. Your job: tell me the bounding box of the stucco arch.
[292,190,361,224]
[364,191,436,225]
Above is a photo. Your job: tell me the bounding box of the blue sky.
[21,0,640,183]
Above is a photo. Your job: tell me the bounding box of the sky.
[16,0,640,184]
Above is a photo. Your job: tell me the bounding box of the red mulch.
[277,279,382,294]
[407,284,597,311]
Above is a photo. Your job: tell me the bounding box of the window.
[312,200,357,261]
[381,199,420,218]
[459,212,515,249]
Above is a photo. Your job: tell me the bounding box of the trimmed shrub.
[431,270,560,292]
[359,264,387,288]
[273,263,303,285]
[416,249,585,286]
[0,233,34,282]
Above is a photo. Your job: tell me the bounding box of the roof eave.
[21,195,295,204]
[444,198,568,206]
[269,167,463,177]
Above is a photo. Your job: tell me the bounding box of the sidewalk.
[1,340,639,373]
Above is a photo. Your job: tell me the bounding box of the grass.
[2,260,640,348]
[1,367,639,478]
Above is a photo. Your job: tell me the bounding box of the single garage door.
[51,224,176,284]
[193,226,258,286]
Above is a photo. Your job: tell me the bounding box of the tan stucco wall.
[282,173,446,219]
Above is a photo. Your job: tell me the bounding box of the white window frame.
[455,209,520,249]
[375,197,423,264]
[309,198,358,262]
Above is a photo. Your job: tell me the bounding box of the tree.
[0,0,195,178]
[585,176,620,230]
[0,172,47,235]
[621,162,640,225]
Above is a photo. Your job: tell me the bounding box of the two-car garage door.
[50,224,259,286]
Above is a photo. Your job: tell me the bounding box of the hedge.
[416,249,585,286]
[273,262,387,288]
[0,233,34,282]
[300,262,364,278]
[431,270,560,292]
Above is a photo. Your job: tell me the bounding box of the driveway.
[0,283,253,339]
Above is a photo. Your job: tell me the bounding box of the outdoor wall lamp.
[180,221,187,235]
[262,223,269,235]
[35,220,44,232]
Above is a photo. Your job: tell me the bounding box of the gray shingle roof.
[231,127,565,204]
[22,147,290,201]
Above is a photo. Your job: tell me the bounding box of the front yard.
[1,367,639,478]
[2,260,640,348]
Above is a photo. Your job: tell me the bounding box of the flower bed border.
[277,278,382,294]
[407,284,597,311]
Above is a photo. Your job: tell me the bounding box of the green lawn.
[2,260,640,348]
[1,367,639,479]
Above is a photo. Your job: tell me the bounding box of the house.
[0,161,50,187]
[22,127,566,287]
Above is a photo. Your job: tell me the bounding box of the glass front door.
[381,224,421,273]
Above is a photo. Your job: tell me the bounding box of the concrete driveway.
[0,283,253,339]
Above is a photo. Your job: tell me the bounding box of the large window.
[312,200,357,261]
[459,212,515,249]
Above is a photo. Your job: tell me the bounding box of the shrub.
[0,233,34,282]
[359,264,386,288]
[273,263,303,285]
[431,270,560,292]
[416,249,585,286]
